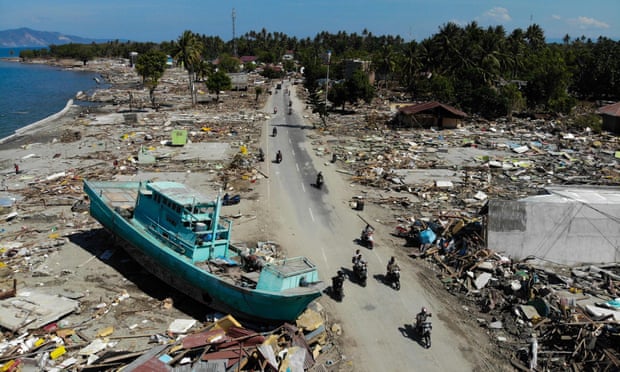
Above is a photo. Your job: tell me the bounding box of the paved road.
[262,82,476,371]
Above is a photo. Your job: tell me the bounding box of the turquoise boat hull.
[83,180,323,322]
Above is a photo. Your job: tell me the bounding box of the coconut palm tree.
[173,30,204,106]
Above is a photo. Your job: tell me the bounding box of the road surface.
[257,82,481,371]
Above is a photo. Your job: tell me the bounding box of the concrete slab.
[0,289,79,331]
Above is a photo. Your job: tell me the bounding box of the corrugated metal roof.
[522,186,620,204]
[398,101,467,117]
[597,101,620,117]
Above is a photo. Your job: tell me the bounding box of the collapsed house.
[393,101,467,129]
[597,101,620,134]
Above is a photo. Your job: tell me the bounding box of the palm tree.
[525,24,546,51]
[173,30,203,106]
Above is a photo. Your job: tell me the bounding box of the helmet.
[338,270,344,276]
[421,307,427,313]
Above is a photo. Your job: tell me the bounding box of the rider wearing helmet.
[352,249,362,266]
[416,307,432,328]
[387,256,400,274]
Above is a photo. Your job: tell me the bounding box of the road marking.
[296,163,300,173]
[308,207,315,222]
[301,182,306,193]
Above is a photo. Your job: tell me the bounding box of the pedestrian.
[13,163,19,174]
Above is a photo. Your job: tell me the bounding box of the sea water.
[0,47,103,139]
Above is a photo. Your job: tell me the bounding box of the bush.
[571,113,602,133]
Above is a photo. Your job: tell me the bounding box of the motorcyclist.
[352,249,362,266]
[273,106,277,114]
[258,148,264,162]
[272,127,277,137]
[387,256,400,275]
[316,171,324,187]
[416,307,432,329]
[332,270,346,299]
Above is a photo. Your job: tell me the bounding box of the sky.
[1,0,618,43]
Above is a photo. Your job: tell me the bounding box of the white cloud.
[568,16,609,30]
[483,7,511,22]
[551,15,561,20]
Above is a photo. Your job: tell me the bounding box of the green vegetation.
[22,23,620,119]
[135,49,167,108]
[206,70,232,101]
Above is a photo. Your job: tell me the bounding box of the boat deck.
[264,257,316,276]
[99,187,138,209]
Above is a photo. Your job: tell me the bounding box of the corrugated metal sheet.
[398,101,467,117]
[597,101,620,117]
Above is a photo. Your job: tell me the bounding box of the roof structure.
[398,101,467,117]
[239,55,257,63]
[597,101,620,117]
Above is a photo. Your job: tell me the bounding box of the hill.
[0,27,106,47]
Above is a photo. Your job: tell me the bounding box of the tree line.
[19,23,620,119]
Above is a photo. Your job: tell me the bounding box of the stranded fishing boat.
[83,180,323,322]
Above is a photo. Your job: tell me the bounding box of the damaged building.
[393,101,467,129]
[487,186,620,266]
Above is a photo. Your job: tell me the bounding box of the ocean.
[0,47,103,139]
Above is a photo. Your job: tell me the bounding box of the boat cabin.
[133,182,232,262]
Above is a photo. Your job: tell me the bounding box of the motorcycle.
[258,148,265,162]
[331,272,345,301]
[416,318,432,348]
[316,173,324,189]
[273,106,278,114]
[272,127,277,137]
[276,151,282,164]
[353,262,368,287]
[288,107,292,115]
[385,269,401,290]
[360,229,374,249]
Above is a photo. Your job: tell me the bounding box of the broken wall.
[488,199,620,265]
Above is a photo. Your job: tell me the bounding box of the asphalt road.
[260,81,477,372]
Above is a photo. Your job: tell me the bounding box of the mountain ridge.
[0,27,112,47]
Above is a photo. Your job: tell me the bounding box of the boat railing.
[143,218,195,256]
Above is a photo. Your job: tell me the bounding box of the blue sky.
[1,0,618,43]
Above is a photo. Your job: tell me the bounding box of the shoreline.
[0,57,116,145]
[0,99,75,145]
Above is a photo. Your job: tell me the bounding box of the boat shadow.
[68,228,212,321]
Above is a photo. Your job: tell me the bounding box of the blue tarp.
[419,229,436,244]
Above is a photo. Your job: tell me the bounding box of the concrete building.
[227,72,248,91]
[344,59,375,85]
[487,186,620,266]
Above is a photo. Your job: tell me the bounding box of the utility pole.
[232,8,237,57]
[325,50,331,106]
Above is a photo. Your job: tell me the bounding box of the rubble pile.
[0,306,336,371]
[308,101,619,369]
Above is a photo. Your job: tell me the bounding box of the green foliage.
[522,48,573,112]
[217,53,241,73]
[260,66,285,79]
[428,74,455,103]
[173,31,204,105]
[135,49,167,108]
[33,24,620,118]
[571,113,602,133]
[500,83,525,120]
[206,70,232,100]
